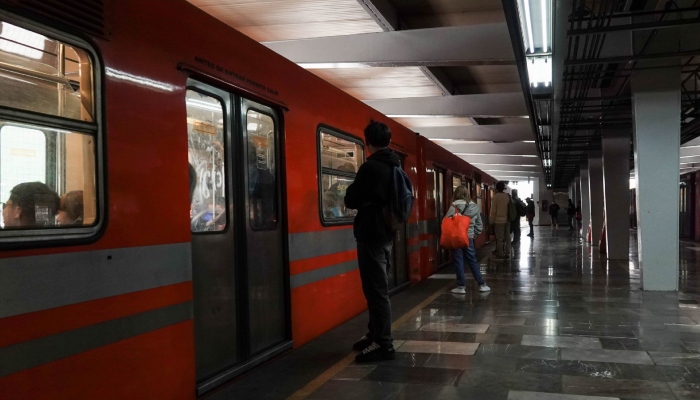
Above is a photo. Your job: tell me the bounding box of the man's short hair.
[364,121,391,148]
[60,191,84,222]
[9,182,60,225]
[511,189,518,196]
[496,181,506,192]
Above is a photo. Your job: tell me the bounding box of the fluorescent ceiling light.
[682,145,700,149]
[516,0,552,86]
[680,155,700,158]
[522,140,536,143]
[527,56,552,87]
[455,153,538,157]
[483,170,538,173]
[431,139,492,144]
[471,163,539,167]
[298,62,367,69]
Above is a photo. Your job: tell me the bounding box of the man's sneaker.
[479,284,491,292]
[352,335,373,351]
[355,343,395,363]
[451,286,466,294]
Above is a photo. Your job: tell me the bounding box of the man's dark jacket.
[344,147,400,243]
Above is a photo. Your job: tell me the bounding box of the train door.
[434,168,448,265]
[186,80,290,395]
[388,154,409,293]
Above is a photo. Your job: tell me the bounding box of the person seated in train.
[322,191,342,218]
[248,144,276,227]
[56,190,84,226]
[2,181,60,228]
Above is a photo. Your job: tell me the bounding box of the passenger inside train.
[56,190,84,226]
[1,181,60,228]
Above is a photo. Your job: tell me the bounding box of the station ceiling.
[188,0,700,189]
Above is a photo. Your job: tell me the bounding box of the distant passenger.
[322,191,341,218]
[56,190,84,225]
[526,197,536,237]
[444,185,490,294]
[344,120,398,363]
[489,181,511,260]
[2,182,60,228]
[567,199,576,230]
[548,200,560,227]
[510,189,526,245]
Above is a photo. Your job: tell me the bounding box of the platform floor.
[208,226,700,400]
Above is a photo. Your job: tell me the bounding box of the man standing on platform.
[510,188,526,245]
[490,181,512,260]
[344,120,399,363]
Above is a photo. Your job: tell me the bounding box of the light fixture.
[516,0,552,87]
[455,153,538,157]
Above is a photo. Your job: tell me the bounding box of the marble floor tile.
[364,365,462,386]
[307,380,404,400]
[522,335,602,349]
[667,381,700,400]
[561,375,677,399]
[332,365,376,381]
[648,351,700,366]
[481,317,528,326]
[395,384,467,400]
[476,344,560,359]
[419,322,489,333]
[423,354,518,372]
[507,390,619,400]
[458,370,563,394]
[561,349,654,365]
[396,340,479,355]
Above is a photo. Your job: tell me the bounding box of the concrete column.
[602,129,631,259]
[580,166,590,242]
[588,152,605,246]
[575,176,581,211]
[633,67,680,291]
[537,177,550,225]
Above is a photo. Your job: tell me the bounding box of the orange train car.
[0,0,497,398]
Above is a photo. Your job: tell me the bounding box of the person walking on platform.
[445,185,491,294]
[510,189,526,245]
[526,197,535,237]
[344,121,397,363]
[548,200,560,227]
[490,181,511,260]
[566,199,576,230]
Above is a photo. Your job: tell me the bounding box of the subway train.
[0,0,497,398]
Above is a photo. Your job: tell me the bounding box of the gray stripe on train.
[290,259,358,289]
[0,301,192,377]
[288,229,356,262]
[0,243,191,319]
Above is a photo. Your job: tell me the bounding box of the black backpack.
[384,166,414,231]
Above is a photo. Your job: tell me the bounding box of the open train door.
[186,80,290,396]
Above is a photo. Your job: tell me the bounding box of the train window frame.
[186,87,230,234]
[0,13,104,246]
[317,125,365,227]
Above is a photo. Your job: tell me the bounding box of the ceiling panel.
[393,117,474,128]
[310,67,444,99]
[187,0,382,41]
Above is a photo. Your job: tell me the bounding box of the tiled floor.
[306,227,700,400]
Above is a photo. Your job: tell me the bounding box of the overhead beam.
[364,93,527,118]
[263,24,515,67]
[417,125,535,141]
[439,142,538,155]
[457,154,541,165]
[568,18,700,36]
[355,0,454,95]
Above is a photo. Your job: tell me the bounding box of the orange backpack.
[439,204,471,249]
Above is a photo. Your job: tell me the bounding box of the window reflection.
[319,129,364,223]
[186,90,226,232]
[247,110,277,230]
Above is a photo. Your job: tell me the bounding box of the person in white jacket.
[444,185,491,294]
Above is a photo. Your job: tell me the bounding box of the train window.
[318,127,364,225]
[0,19,101,241]
[246,109,277,230]
[187,90,227,232]
[0,22,94,121]
[452,174,462,191]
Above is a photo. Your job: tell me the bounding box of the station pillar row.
[602,129,631,260]
[580,166,591,243]
[588,152,605,246]
[633,67,680,291]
